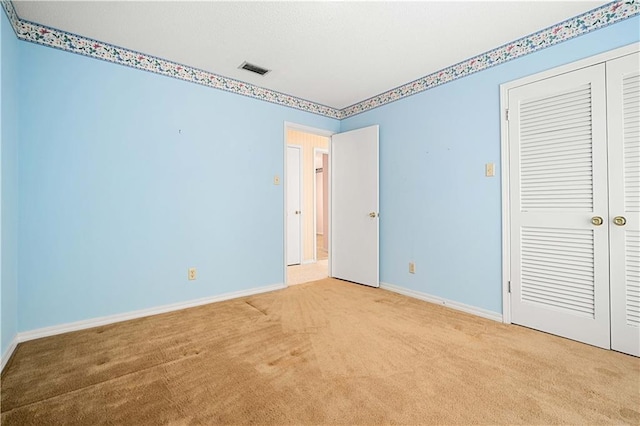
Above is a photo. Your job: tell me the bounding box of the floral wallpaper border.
[2,0,638,120]
[0,0,342,119]
[341,1,639,118]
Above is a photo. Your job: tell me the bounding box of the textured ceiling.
[13,1,608,109]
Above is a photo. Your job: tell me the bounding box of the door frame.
[499,42,639,324]
[283,122,336,286]
[313,147,329,262]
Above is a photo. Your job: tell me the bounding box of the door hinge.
[508,281,511,293]
[505,109,510,121]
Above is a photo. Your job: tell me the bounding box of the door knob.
[613,216,626,226]
[369,212,377,218]
[295,210,301,215]
[591,216,603,226]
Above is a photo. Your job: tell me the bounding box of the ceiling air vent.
[238,61,271,76]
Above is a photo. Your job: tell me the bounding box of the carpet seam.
[1,351,202,414]
[245,301,268,316]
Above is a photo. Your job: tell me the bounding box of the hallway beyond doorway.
[316,233,328,261]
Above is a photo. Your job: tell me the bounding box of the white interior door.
[607,52,640,357]
[508,64,611,349]
[331,125,379,288]
[287,145,302,266]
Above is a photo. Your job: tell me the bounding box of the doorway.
[283,123,381,289]
[285,125,332,286]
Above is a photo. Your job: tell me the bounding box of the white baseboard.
[380,282,503,322]
[1,336,19,373]
[15,282,286,344]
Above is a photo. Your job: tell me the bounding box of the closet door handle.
[613,216,626,226]
[591,216,603,226]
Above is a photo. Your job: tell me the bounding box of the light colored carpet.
[1,278,639,425]
[287,259,328,285]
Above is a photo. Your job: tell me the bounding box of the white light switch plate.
[485,163,495,177]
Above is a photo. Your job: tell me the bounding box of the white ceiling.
[13,1,607,109]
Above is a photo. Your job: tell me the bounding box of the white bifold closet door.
[508,64,611,349]
[508,52,640,356]
[607,52,640,357]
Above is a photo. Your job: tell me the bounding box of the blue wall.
[4,9,640,337]
[1,10,19,355]
[341,16,640,315]
[17,41,339,331]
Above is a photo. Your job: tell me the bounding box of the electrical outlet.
[274,175,281,185]
[485,163,495,177]
[188,267,197,280]
[409,262,416,274]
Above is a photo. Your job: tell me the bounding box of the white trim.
[1,336,19,373]
[380,282,503,323]
[499,42,640,325]
[327,136,333,278]
[14,283,285,344]
[500,80,512,325]
[283,122,335,138]
[283,125,288,286]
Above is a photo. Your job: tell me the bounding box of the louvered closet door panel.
[607,52,640,357]
[509,63,611,349]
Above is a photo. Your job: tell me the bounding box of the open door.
[331,125,379,287]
